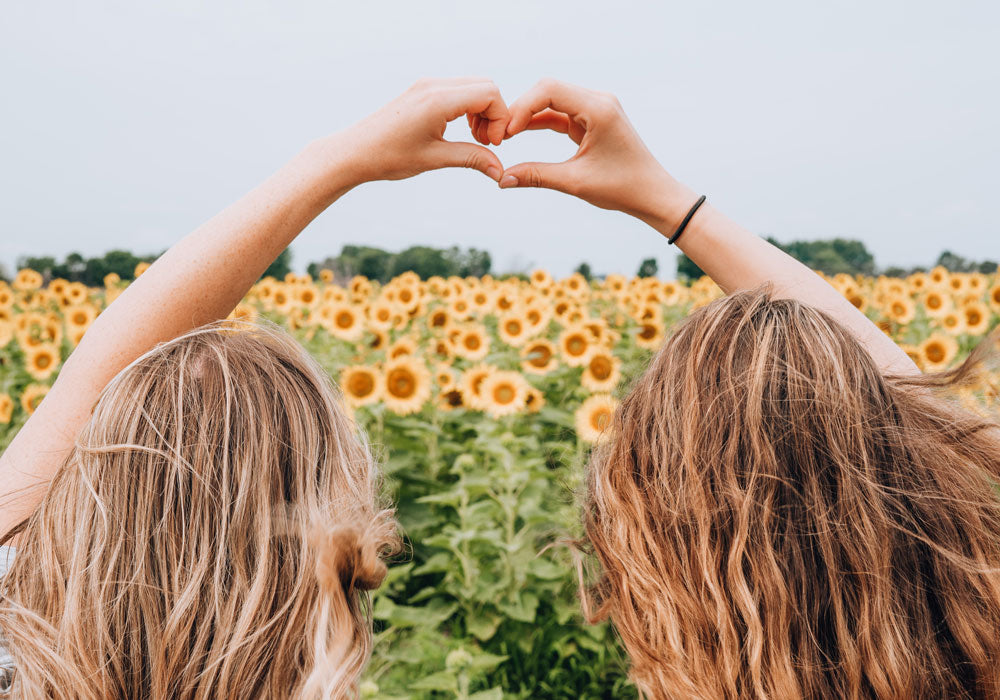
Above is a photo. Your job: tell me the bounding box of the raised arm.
[0,77,512,538]
[498,78,918,376]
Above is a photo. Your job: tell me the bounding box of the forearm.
[641,175,918,375]
[63,135,356,382]
[0,135,359,534]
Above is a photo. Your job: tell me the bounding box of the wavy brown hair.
[584,287,1000,699]
[0,321,398,699]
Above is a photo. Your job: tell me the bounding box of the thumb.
[498,161,576,194]
[431,141,504,181]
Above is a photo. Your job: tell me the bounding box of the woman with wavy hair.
[497,80,1000,698]
[0,77,513,699]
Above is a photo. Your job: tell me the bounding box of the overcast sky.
[1,1,997,278]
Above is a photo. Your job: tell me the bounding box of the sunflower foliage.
[2,265,1000,698]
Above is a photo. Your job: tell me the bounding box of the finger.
[524,109,570,134]
[499,160,579,194]
[523,110,586,146]
[506,78,592,137]
[440,83,510,145]
[477,117,491,145]
[469,114,484,144]
[431,141,505,181]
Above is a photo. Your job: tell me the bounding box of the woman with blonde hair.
[497,79,1000,698]
[0,77,513,698]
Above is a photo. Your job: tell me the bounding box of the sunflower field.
[2,265,1000,698]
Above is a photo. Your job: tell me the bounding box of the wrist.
[298,132,367,202]
[632,169,700,238]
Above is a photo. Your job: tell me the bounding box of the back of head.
[584,288,1000,699]
[1,321,398,699]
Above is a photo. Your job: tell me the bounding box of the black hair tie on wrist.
[667,195,706,245]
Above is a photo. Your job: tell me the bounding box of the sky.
[1,1,997,278]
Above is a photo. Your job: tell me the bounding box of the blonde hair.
[1,320,398,699]
[584,288,1000,699]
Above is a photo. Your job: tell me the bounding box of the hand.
[340,77,510,185]
[499,78,698,229]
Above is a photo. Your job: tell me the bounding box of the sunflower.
[988,283,1000,313]
[530,269,553,288]
[272,285,294,315]
[26,343,61,380]
[65,304,99,331]
[497,312,530,347]
[13,269,43,291]
[227,303,258,324]
[922,289,951,318]
[884,295,915,325]
[558,326,595,367]
[0,393,13,423]
[963,301,991,336]
[524,386,546,413]
[20,383,50,415]
[575,394,618,444]
[521,340,559,375]
[0,321,12,348]
[350,276,373,300]
[460,363,497,411]
[388,336,418,359]
[324,303,364,341]
[427,307,450,331]
[382,356,431,415]
[940,311,965,335]
[438,388,465,411]
[65,283,89,306]
[919,334,959,371]
[340,365,383,408]
[134,261,151,278]
[581,350,622,392]
[900,344,923,371]
[435,363,457,390]
[928,266,949,286]
[453,325,490,361]
[366,328,389,352]
[448,295,474,321]
[479,371,529,418]
[367,300,398,331]
[635,319,666,350]
[296,285,320,308]
[0,285,13,310]
[319,269,335,284]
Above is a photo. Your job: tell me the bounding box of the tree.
[390,246,453,279]
[445,246,492,277]
[636,257,658,278]
[676,255,704,281]
[263,247,292,281]
[574,262,592,281]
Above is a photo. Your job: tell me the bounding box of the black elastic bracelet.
[667,195,706,245]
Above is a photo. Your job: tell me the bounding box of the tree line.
[4,239,996,286]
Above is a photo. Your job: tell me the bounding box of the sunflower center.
[590,408,612,432]
[336,311,355,329]
[348,373,375,397]
[505,320,522,335]
[528,345,551,367]
[927,296,941,309]
[926,344,945,362]
[590,356,612,380]
[35,355,51,369]
[387,369,416,398]
[639,325,657,340]
[566,336,587,356]
[464,335,481,350]
[493,384,515,404]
